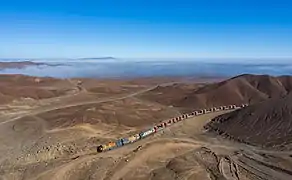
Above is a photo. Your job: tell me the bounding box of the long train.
[96,104,249,152]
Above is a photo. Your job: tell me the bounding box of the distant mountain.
[0,60,65,70]
[0,61,45,70]
[204,92,292,149]
[78,57,116,60]
[140,74,292,111]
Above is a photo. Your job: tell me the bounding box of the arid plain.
[1,73,292,180]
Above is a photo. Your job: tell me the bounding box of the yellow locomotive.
[97,142,116,152]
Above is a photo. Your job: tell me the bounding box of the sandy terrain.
[0,74,292,180]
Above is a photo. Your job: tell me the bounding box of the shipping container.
[108,142,116,150]
[228,105,235,109]
[155,125,164,132]
[128,134,139,142]
[133,134,140,141]
[241,104,248,108]
[140,128,155,138]
[234,105,241,109]
[116,139,123,147]
[122,138,130,145]
[214,107,220,111]
[157,123,163,128]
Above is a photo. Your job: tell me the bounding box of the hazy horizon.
[1,57,292,65]
[1,60,291,78]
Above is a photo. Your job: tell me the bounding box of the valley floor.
[0,76,292,180]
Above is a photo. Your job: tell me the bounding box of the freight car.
[172,118,177,123]
[155,123,165,132]
[222,106,228,110]
[228,105,236,109]
[241,103,248,108]
[139,128,156,138]
[128,134,141,143]
[166,119,173,125]
[196,110,203,115]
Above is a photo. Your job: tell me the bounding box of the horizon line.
[1,57,292,60]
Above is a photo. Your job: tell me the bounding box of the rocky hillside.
[204,93,292,149]
[140,74,292,111]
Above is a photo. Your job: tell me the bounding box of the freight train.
[97,128,156,152]
[97,104,248,153]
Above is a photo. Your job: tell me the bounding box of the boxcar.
[116,139,123,147]
[139,128,155,138]
[241,103,248,108]
[122,137,130,145]
[155,123,164,131]
[223,106,228,110]
[214,107,220,111]
[228,105,236,109]
[197,110,203,114]
[128,134,140,142]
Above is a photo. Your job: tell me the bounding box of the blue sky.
[0,0,292,59]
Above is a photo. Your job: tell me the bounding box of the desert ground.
[0,74,292,180]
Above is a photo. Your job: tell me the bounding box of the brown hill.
[204,93,292,149]
[0,61,45,70]
[140,74,292,111]
[0,74,73,104]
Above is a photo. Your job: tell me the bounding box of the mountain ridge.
[140,74,292,112]
[204,92,292,149]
